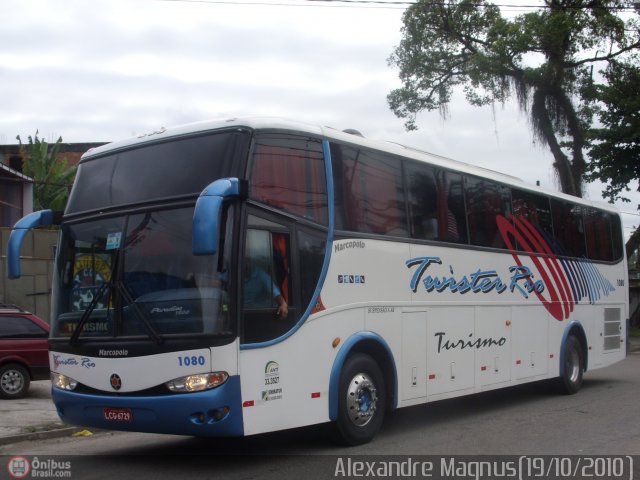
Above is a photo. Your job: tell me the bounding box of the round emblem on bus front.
[110,374,122,391]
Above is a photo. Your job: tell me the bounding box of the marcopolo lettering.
[98,349,129,357]
[334,240,365,253]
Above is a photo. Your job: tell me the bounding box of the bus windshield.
[52,206,233,340]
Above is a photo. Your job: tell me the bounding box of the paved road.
[1,352,638,479]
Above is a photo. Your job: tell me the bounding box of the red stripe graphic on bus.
[496,215,570,320]
[496,214,615,321]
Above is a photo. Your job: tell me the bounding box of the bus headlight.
[166,372,229,393]
[52,372,78,391]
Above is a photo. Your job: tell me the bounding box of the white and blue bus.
[7,118,628,444]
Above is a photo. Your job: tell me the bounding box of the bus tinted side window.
[511,189,553,251]
[584,208,615,261]
[406,162,438,240]
[551,200,586,257]
[439,171,468,244]
[465,177,510,248]
[405,162,467,244]
[242,217,295,344]
[331,144,408,236]
[611,214,624,261]
[298,228,326,311]
[249,135,327,225]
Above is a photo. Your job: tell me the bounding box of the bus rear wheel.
[335,353,386,445]
[558,335,584,395]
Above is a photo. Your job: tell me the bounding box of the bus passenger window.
[298,228,325,310]
[244,230,283,309]
[437,171,467,244]
[551,200,586,258]
[583,208,614,261]
[406,163,438,240]
[249,135,327,225]
[242,225,294,344]
[331,144,407,236]
[405,163,467,244]
[511,190,553,252]
[465,177,510,248]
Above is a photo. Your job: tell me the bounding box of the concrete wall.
[0,227,58,323]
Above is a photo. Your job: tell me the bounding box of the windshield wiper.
[69,282,110,345]
[117,282,163,345]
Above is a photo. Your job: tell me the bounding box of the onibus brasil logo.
[7,456,72,478]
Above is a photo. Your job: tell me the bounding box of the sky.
[1,0,638,238]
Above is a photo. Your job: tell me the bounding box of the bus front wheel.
[335,353,386,445]
[558,335,584,395]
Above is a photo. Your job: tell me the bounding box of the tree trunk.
[531,89,583,197]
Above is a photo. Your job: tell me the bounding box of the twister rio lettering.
[406,256,542,299]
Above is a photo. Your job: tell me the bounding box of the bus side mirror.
[8,209,61,279]
[192,178,247,256]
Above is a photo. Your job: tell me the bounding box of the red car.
[0,305,50,399]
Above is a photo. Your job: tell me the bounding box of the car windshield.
[51,206,233,340]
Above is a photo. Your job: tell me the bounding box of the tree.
[17,132,77,212]
[583,59,640,257]
[388,0,640,198]
[584,60,640,202]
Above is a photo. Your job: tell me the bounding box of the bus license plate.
[103,407,133,422]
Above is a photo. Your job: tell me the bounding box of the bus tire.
[0,363,30,399]
[334,353,386,445]
[558,335,584,395]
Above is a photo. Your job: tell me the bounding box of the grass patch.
[630,326,640,338]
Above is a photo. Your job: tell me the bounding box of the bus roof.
[81,116,619,214]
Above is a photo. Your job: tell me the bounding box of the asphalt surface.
[1,336,639,446]
[0,381,83,445]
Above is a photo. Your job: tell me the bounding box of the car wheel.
[0,364,31,399]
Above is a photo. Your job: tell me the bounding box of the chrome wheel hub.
[346,373,378,427]
[1,370,24,394]
[567,349,580,383]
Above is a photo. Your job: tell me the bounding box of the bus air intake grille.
[603,308,622,352]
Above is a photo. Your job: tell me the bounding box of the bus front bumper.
[52,375,244,437]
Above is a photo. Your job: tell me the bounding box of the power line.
[621,209,640,217]
[155,0,408,8]
[155,0,639,11]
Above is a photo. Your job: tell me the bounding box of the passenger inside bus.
[244,229,288,320]
[244,266,288,319]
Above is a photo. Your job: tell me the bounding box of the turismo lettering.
[406,256,544,298]
[434,332,507,353]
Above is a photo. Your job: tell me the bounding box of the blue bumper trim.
[52,375,244,437]
[560,320,587,376]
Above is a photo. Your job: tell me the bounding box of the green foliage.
[584,60,640,204]
[388,0,640,198]
[17,132,77,212]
